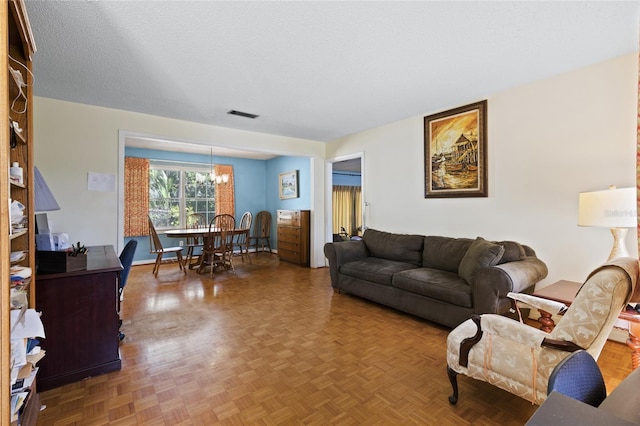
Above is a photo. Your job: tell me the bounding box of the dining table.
[165,227,249,271]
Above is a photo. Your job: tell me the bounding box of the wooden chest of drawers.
[277,209,310,266]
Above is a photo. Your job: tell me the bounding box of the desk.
[35,245,123,391]
[526,391,635,425]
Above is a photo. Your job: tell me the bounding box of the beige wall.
[34,52,638,281]
[327,53,638,285]
[32,99,327,264]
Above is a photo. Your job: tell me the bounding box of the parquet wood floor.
[36,254,634,425]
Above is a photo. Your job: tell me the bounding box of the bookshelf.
[2,1,38,424]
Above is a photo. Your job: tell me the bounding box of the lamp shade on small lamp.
[33,166,60,212]
[578,187,637,261]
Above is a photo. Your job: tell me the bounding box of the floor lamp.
[578,186,637,261]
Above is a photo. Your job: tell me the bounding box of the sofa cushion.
[340,257,420,286]
[422,236,473,273]
[393,268,472,307]
[496,240,526,264]
[362,229,424,266]
[458,238,505,284]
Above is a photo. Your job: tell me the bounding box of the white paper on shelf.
[10,265,31,279]
[10,339,26,368]
[10,309,45,339]
[10,251,25,262]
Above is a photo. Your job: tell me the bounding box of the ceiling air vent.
[227,110,259,119]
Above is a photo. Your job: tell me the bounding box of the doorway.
[327,154,364,243]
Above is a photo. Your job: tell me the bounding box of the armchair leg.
[447,366,459,405]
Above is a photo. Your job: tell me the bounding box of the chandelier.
[196,147,229,185]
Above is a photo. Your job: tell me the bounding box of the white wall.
[33,52,639,281]
[32,99,327,265]
[327,53,639,286]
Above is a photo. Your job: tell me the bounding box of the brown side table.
[532,279,640,370]
[531,280,582,332]
[617,310,640,370]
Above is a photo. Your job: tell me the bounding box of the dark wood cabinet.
[35,246,123,391]
[277,210,310,266]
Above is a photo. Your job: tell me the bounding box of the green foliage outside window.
[149,167,216,228]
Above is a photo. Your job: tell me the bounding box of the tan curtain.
[124,157,149,237]
[215,164,235,217]
[332,185,362,236]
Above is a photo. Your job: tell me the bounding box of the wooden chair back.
[148,216,163,252]
[253,210,271,239]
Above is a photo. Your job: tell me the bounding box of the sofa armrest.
[323,240,368,288]
[473,257,549,314]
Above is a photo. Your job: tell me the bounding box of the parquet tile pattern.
[36,254,633,425]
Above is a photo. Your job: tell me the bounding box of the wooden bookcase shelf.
[2,1,38,424]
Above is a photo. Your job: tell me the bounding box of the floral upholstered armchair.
[446,257,639,405]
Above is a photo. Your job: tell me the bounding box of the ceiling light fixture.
[206,146,229,185]
[227,110,259,119]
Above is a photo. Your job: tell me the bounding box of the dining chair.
[249,210,272,254]
[118,239,137,340]
[547,349,607,407]
[233,211,252,264]
[198,214,236,277]
[148,216,186,276]
[185,213,207,269]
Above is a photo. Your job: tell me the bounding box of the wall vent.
[227,110,259,119]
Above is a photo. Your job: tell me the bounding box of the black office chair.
[118,240,137,341]
[547,349,607,407]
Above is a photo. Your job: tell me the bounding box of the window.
[149,164,216,229]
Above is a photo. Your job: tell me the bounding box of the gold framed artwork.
[424,100,488,198]
[279,170,299,199]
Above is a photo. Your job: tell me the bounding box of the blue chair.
[118,240,137,340]
[547,349,607,407]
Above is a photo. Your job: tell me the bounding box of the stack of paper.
[10,309,45,422]
[10,266,32,310]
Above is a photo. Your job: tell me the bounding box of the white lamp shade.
[578,187,637,228]
[34,166,60,212]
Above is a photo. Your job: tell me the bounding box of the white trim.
[325,152,365,258]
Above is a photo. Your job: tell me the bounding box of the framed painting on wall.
[279,170,299,199]
[424,100,488,198]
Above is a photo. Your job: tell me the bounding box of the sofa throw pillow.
[458,237,505,284]
[495,240,526,264]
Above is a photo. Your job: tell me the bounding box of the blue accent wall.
[124,148,311,263]
[333,172,361,186]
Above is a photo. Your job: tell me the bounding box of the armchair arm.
[458,313,583,367]
[473,257,549,314]
[458,314,548,367]
[323,240,368,288]
[507,292,568,315]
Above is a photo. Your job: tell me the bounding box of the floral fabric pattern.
[447,260,638,405]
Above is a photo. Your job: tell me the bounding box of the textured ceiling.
[25,1,640,144]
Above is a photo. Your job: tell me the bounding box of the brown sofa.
[323,229,548,328]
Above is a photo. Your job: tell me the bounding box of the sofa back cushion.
[362,229,424,266]
[422,236,473,273]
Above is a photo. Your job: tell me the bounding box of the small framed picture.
[279,170,299,199]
